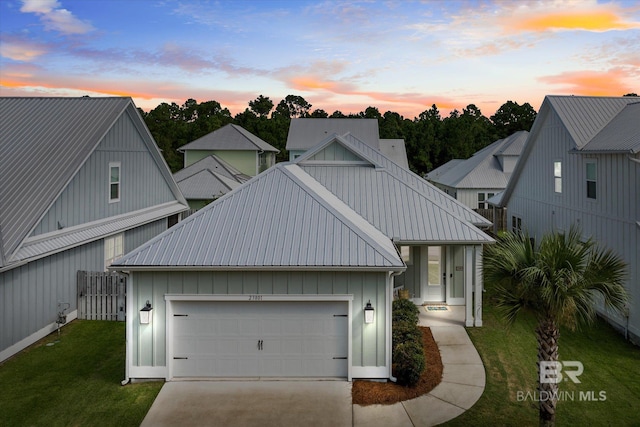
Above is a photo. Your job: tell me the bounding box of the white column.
[465,245,474,327]
[474,245,483,327]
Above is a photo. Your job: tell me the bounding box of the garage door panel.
[171,301,348,378]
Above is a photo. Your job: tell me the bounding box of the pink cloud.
[0,35,51,61]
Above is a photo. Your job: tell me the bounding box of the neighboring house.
[426,131,528,211]
[286,118,410,168]
[173,155,250,210]
[110,132,493,382]
[178,123,279,176]
[496,95,640,343]
[0,97,189,362]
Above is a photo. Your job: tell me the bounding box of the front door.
[422,246,445,303]
[446,246,465,305]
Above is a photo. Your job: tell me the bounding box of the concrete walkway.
[353,306,485,426]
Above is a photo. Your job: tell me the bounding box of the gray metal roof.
[173,155,248,200]
[580,102,640,153]
[300,165,493,244]
[286,118,380,151]
[0,97,186,268]
[425,160,464,181]
[179,124,279,152]
[379,139,409,169]
[499,95,640,208]
[299,133,491,226]
[112,164,404,270]
[425,131,528,189]
[5,202,185,269]
[173,154,250,183]
[547,96,639,149]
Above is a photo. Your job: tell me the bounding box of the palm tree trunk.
[536,317,559,427]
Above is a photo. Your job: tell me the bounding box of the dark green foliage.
[141,97,538,176]
[393,341,426,386]
[392,298,420,324]
[391,298,425,386]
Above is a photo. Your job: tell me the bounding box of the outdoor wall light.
[139,300,153,324]
[364,300,375,324]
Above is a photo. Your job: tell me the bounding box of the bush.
[391,298,425,386]
[392,298,420,324]
[393,340,426,386]
[392,320,422,349]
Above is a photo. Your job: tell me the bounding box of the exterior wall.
[129,270,387,375]
[185,150,257,176]
[289,150,305,161]
[308,142,363,161]
[507,108,640,341]
[0,220,168,361]
[31,112,176,236]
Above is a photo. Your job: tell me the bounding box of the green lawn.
[0,320,163,427]
[445,304,640,426]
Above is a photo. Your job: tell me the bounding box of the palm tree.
[483,227,628,427]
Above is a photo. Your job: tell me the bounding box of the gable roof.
[286,118,380,151]
[297,133,492,227]
[112,164,404,270]
[499,95,640,208]
[295,136,491,243]
[425,131,528,189]
[0,97,186,268]
[178,124,278,152]
[173,155,249,200]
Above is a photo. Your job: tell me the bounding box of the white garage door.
[171,301,349,378]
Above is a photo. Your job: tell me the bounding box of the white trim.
[163,294,354,381]
[352,366,388,378]
[109,161,121,203]
[465,246,474,327]
[474,245,483,327]
[129,366,167,378]
[125,273,133,383]
[0,310,78,362]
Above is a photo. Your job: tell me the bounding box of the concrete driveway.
[141,380,352,427]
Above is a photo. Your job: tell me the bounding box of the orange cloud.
[539,69,635,96]
[511,10,640,32]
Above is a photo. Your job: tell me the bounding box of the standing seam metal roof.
[178,124,279,152]
[112,164,404,269]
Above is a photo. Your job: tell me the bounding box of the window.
[109,162,121,202]
[104,233,124,269]
[554,161,562,193]
[586,162,597,199]
[477,193,486,209]
[512,215,522,234]
[400,246,412,264]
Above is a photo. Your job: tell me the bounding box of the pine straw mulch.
[352,326,444,405]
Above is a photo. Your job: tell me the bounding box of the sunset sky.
[1,0,639,118]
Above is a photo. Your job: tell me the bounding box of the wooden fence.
[474,207,507,232]
[77,271,127,321]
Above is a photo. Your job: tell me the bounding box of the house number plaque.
[248,295,263,301]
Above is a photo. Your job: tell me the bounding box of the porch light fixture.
[140,300,153,324]
[364,300,375,324]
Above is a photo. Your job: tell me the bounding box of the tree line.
[140,94,538,175]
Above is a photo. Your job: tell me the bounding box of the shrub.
[392,298,420,324]
[393,340,426,386]
[392,320,422,349]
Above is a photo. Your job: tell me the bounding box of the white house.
[496,95,640,343]
[0,97,188,362]
[110,133,492,382]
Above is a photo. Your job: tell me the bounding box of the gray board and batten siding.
[0,97,187,361]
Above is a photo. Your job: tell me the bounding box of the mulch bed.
[352,326,443,405]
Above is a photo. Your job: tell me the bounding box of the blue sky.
[1,0,639,118]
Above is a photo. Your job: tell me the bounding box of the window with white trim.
[105,233,124,269]
[554,161,562,193]
[512,215,522,234]
[109,162,121,202]
[586,161,597,199]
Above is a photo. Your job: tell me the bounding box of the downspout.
[116,270,131,386]
[388,270,404,383]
